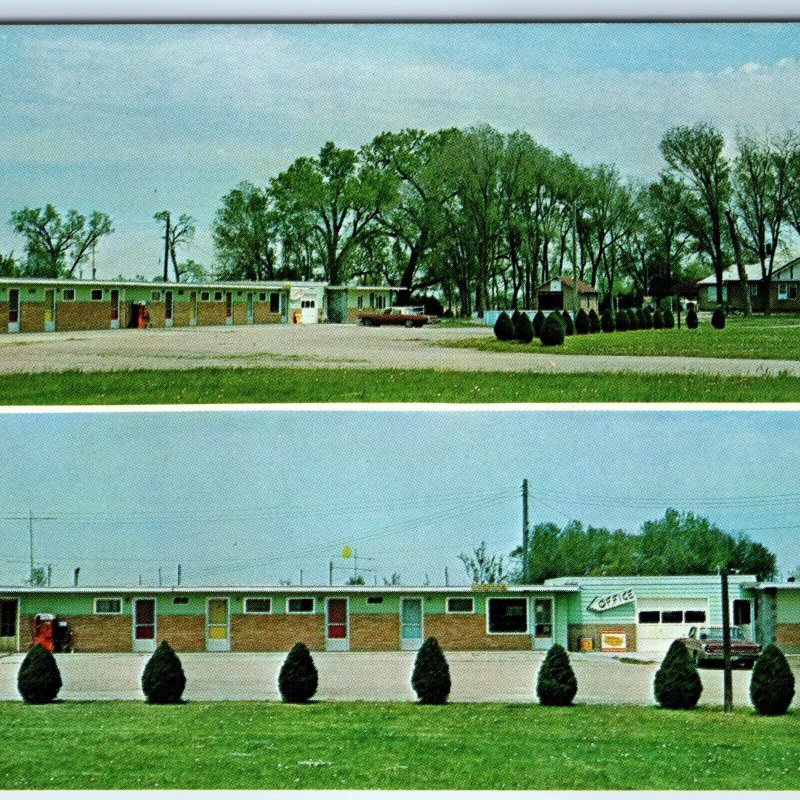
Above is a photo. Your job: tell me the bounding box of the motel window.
[357,296,364,309]
[177,289,184,296]
[661,611,683,624]
[258,292,267,302]
[301,300,315,309]
[214,291,223,302]
[28,288,36,294]
[151,291,162,302]
[378,296,387,309]
[244,598,272,614]
[287,597,315,614]
[201,291,210,301]
[62,288,75,301]
[792,286,799,300]
[0,601,17,637]
[707,286,728,303]
[733,600,752,626]
[487,598,528,634]
[638,611,660,624]
[447,597,474,614]
[779,283,788,301]
[369,293,375,308]
[94,598,123,615]
[270,292,280,313]
[750,284,759,298]
[173,597,189,605]
[367,596,384,605]
[90,289,104,301]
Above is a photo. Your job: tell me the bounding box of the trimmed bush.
[637,308,648,328]
[574,308,590,335]
[511,309,520,326]
[663,308,675,329]
[514,312,534,344]
[493,311,515,342]
[686,307,699,329]
[141,640,187,704]
[411,637,451,704]
[653,640,703,710]
[600,309,615,333]
[653,309,664,329]
[711,305,726,330]
[615,309,630,332]
[536,644,578,706]
[643,308,654,329]
[627,309,639,330]
[540,312,566,346]
[750,644,795,716]
[278,641,319,703]
[588,308,601,333]
[17,643,62,704]
[532,309,546,337]
[561,310,574,336]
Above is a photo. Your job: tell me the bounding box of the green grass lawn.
[0,701,797,790]
[3,365,800,403]
[442,316,800,361]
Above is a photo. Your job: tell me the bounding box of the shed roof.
[538,275,598,295]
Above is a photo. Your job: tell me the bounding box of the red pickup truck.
[681,626,761,668]
[360,307,437,328]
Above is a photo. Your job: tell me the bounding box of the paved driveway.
[2,651,797,707]
[1,324,799,377]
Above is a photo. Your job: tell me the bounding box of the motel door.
[189,291,198,326]
[301,298,319,324]
[7,288,19,333]
[246,293,254,325]
[0,599,18,652]
[532,597,554,651]
[44,289,56,332]
[400,598,423,651]
[132,598,156,652]
[206,598,230,651]
[325,598,349,651]
[225,292,233,325]
[164,291,174,328]
[110,289,120,329]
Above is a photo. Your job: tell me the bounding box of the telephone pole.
[522,480,530,583]
[162,212,171,282]
[721,567,733,713]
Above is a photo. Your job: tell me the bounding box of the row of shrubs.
[16,635,794,714]
[494,304,726,346]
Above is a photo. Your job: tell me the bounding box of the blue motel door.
[400,598,423,651]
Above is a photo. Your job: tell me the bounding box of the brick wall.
[567,623,638,653]
[20,614,133,652]
[55,302,111,332]
[0,302,8,332]
[173,302,194,327]
[349,614,400,651]
[197,303,228,327]
[158,615,206,653]
[20,302,45,333]
[425,613,532,651]
[776,623,800,654]
[230,614,325,652]
[253,303,281,324]
[233,302,248,325]
[147,301,166,328]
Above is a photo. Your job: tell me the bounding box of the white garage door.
[636,598,708,653]
[301,298,319,324]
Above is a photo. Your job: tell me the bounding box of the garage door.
[636,598,708,653]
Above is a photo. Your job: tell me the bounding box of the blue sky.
[0,23,798,276]
[0,409,797,587]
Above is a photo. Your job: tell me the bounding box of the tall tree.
[154,211,195,282]
[213,182,276,280]
[660,124,732,305]
[458,541,508,584]
[9,205,113,278]
[733,130,796,315]
[270,141,397,285]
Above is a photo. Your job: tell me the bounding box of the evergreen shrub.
[17,644,62,704]
[493,311,516,341]
[653,309,664,329]
[750,644,795,716]
[653,640,703,709]
[540,312,566,346]
[574,308,590,335]
[711,306,726,329]
[536,644,578,706]
[588,308,601,333]
[600,309,615,333]
[615,309,630,332]
[278,642,319,703]
[561,310,574,336]
[663,308,675,329]
[141,641,187,704]
[532,309,546,337]
[514,312,534,344]
[411,637,451,704]
[686,307,699,329]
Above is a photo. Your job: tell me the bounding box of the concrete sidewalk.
[3,650,795,707]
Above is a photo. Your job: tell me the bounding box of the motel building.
[1,575,798,656]
[0,277,396,333]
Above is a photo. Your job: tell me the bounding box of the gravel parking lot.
[2,650,796,706]
[2,323,799,377]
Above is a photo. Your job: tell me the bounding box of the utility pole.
[162,212,171,283]
[158,567,163,588]
[91,241,96,280]
[28,510,34,584]
[571,203,579,315]
[177,564,182,586]
[47,564,52,587]
[444,566,449,587]
[299,569,303,586]
[522,480,530,584]
[329,561,334,586]
[721,567,733,713]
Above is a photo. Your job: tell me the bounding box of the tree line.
[4,122,800,315]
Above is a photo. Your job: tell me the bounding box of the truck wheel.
[692,651,702,668]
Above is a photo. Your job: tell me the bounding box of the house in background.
[536,276,599,314]
[697,257,800,312]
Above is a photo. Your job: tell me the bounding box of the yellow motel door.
[206,598,230,651]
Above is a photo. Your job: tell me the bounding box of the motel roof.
[697,257,800,285]
[0,277,328,290]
